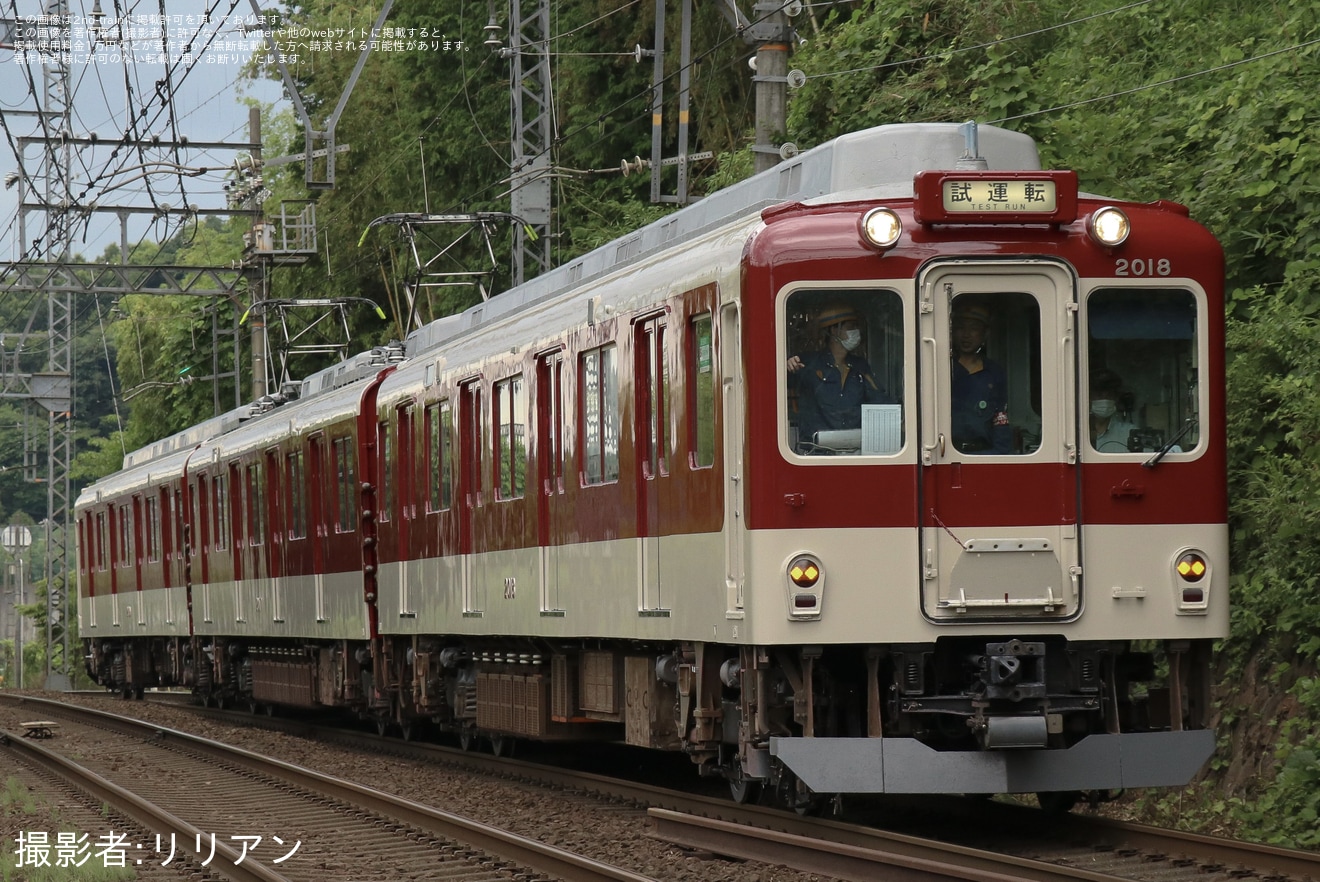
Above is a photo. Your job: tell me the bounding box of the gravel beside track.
[3,692,840,882]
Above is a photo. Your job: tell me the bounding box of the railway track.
[13,692,1320,882]
[0,694,660,882]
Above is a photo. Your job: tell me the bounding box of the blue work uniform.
[790,351,893,451]
[950,358,1011,454]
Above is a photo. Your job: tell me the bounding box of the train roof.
[404,122,1040,356]
[96,122,1040,483]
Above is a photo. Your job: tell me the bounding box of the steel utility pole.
[718,0,799,172]
[38,0,74,690]
[505,0,553,286]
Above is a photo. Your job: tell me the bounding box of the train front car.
[736,124,1226,809]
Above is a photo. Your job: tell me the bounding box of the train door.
[458,380,482,612]
[536,350,566,612]
[917,262,1080,620]
[634,315,669,611]
[308,437,329,622]
[265,449,285,623]
[721,303,744,612]
[394,404,417,617]
[195,474,212,623]
[131,497,145,624]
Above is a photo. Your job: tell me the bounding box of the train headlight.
[860,207,902,251]
[1173,550,1210,613]
[785,554,824,619]
[1087,206,1130,247]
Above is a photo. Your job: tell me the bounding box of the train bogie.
[77,122,1226,808]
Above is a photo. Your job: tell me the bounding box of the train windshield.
[784,288,904,456]
[1086,288,1199,455]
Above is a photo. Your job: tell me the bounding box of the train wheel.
[489,734,514,757]
[458,727,476,751]
[375,716,390,737]
[247,699,260,715]
[1037,791,1080,814]
[727,763,762,805]
[264,703,275,717]
[133,687,145,700]
[399,719,417,742]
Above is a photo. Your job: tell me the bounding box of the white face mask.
[837,329,862,351]
[1091,399,1117,419]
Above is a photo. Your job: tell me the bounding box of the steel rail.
[1034,810,1320,881]
[648,808,1130,882]
[0,729,292,882]
[39,694,1320,882]
[1,694,661,882]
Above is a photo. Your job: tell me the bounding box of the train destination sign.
[913,169,1079,225]
[943,179,1056,213]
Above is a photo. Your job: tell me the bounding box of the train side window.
[581,344,620,484]
[461,382,484,504]
[145,495,161,562]
[118,503,133,566]
[689,313,716,469]
[192,478,206,552]
[376,421,392,522]
[784,288,904,456]
[287,451,307,539]
[537,352,565,492]
[95,511,107,571]
[333,436,356,532]
[426,401,454,512]
[635,318,668,478]
[1087,288,1199,454]
[245,464,265,545]
[495,376,526,500]
[171,488,182,560]
[212,474,229,551]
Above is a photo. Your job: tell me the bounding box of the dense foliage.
[5,0,1319,844]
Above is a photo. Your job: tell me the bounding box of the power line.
[799,0,1157,83]
[992,36,1320,125]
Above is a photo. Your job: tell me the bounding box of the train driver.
[949,300,1012,454]
[1090,368,1139,452]
[786,299,894,453]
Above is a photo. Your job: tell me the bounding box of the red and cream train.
[77,122,1227,809]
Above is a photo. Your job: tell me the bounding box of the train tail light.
[786,555,824,619]
[1087,206,1130,246]
[1173,550,1210,613]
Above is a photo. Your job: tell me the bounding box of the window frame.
[580,344,620,485]
[494,375,527,500]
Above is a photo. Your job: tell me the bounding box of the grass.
[1,777,136,881]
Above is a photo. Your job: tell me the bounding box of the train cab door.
[634,315,669,612]
[535,350,566,612]
[917,262,1081,620]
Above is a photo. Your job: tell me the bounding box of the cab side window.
[783,289,903,456]
[1087,289,1199,454]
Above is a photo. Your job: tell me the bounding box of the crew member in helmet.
[787,299,893,452]
[949,299,1012,454]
